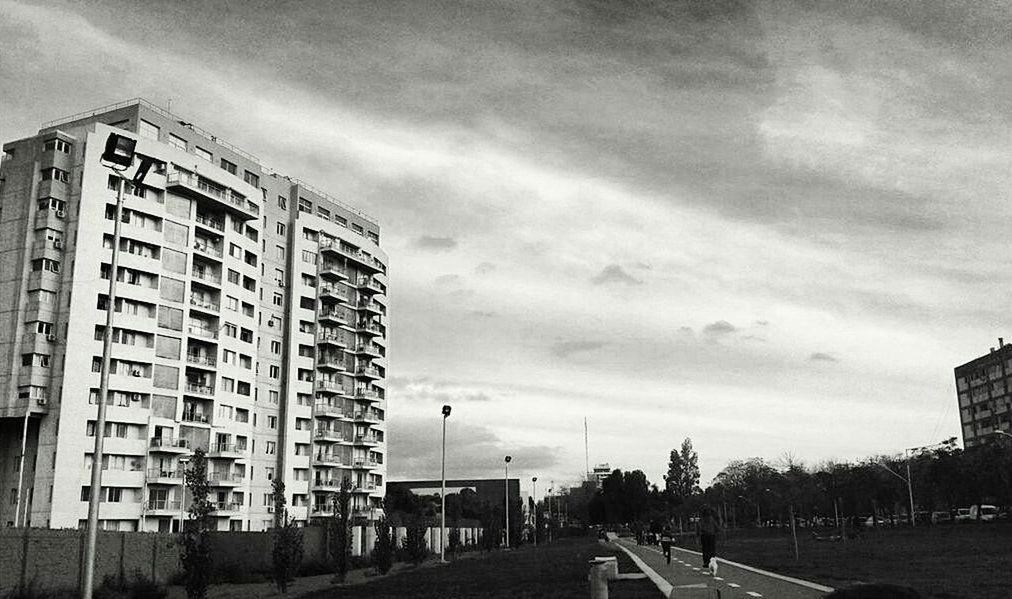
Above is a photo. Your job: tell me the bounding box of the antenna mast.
[584,417,590,481]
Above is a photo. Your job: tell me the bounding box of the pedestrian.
[697,505,721,572]
[659,525,674,564]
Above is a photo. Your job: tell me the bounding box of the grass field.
[297,536,659,599]
[690,522,1012,599]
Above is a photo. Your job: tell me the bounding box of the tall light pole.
[876,458,915,527]
[504,455,512,548]
[83,133,152,599]
[177,456,190,533]
[532,477,537,546]
[440,404,451,563]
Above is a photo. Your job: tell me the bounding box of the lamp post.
[83,133,152,599]
[532,477,537,546]
[875,457,915,528]
[504,455,512,548]
[177,456,190,533]
[440,404,451,563]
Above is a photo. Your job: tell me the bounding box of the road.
[615,538,834,599]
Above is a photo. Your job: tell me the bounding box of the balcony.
[319,239,383,273]
[356,299,382,316]
[310,505,335,517]
[355,321,383,336]
[192,241,223,260]
[353,435,380,447]
[194,214,225,233]
[315,429,344,443]
[353,483,379,494]
[187,325,218,340]
[146,499,182,513]
[209,501,242,514]
[166,171,259,221]
[315,379,343,395]
[311,479,343,491]
[318,333,349,349]
[319,262,349,281]
[189,295,220,314]
[191,269,221,287]
[313,403,343,418]
[318,308,348,327]
[352,459,380,470]
[149,438,191,453]
[353,411,380,424]
[147,468,183,483]
[354,366,381,380]
[208,443,245,459]
[186,353,217,368]
[316,354,346,372]
[354,276,384,295]
[184,382,214,397]
[181,412,211,425]
[350,343,382,358]
[207,472,245,486]
[319,285,350,303]
[314,453,346,468]
[352,388,380,402]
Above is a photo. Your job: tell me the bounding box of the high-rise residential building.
[954,339,1012,448]
[0,99,388,531]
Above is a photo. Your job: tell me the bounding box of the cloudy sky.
[3,0,1011,494]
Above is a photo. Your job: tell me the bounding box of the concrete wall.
[0,525,484,594]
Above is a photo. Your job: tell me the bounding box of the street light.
[83,133,153,599]
[177,456,191,533]
[440,404,451,563]
[532,477,537,546]
[875,456,915,528]
[504,455,512,548]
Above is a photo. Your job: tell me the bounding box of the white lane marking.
[714,577,724,581]
[692,567,700,571]
[728,583,741,588]
[668,546,834,593]
[747,593,763,598]
[613,542,673,597]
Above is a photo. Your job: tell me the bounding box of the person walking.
[659,525,674,564]
[697,505,721,572]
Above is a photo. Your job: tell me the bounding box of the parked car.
[954,508,973,523]
[970,504,999,522]
[913,511,932,525]
[861,516,888,528]
[931,511,952,524]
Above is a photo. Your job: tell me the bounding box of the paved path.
[616,539,834,599]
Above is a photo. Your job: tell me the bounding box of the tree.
[329,478,353,583]
[372,517,395,574]
[664,438,701,529]
[270,479,303,594]
[404,521,429,564]
[180,448,212,599]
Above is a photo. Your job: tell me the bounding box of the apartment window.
[268,365,280,379]
[367,231,380,243]
[152,365,178,389]
[227,269,240,285]
[157,306,183,331]
[244,251,257,267]
[239,354,252,369]
[229,243,242,259]
[236,408,249,423]
[237,381,251,396]
[31,258,60,273]
[272,293,283,307]
[278,196,287,210]
[222,350,235,365]
[241,302,254,317]
[298,198,312,213]
[245,225,258,242]
[270,340,281,354]
[243,170,259,187]
[43,138,72,153]
[301,274,316,288]
[220,158,237,175]
[265,441,276,455]
[232,218,244,234]
[273,221,286,237]
[352,223,364,234]
[242,276,256,292]
[334,215,347,227]
[275,245,285,260]
[239,328,253,343]
[223,323,237,338]
[195,146,213,162]
[299,297,314,310]
[221,377,235,393]
[35,321,53,335]
[316,206,331,220]
[40,167,70,183]
[268,390,279,404]
[226,296,239,311]
[301,250,317,265]
[267,416,277,429]
[302,228,318,241]
[168,134,186,151]
[163,220,188,248]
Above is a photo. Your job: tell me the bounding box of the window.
[194,146,212,162]
[218,404,233,420]
[301,250,317,265]
[316,206,330,220]
[244,251,257,267]
[31,258,60,273]
[299,297,315,310]
[222,349,236,365]
[221,377,235,393]
[301,274,316,288]
[270,340,281,354]
[239,354,252,369]
[160,277,184,302]
[35,321,53,335]
[237,381,251,396]
[236,408,249,423]
[352,223,364,234]
[298,198,312,213]
[163,220,188,248]
[265,441,276,455]
[40,167,70,183]
[157,306,183,331]
[276,222,286,236]
[269,365,280,379]
[267,416,277,429]
[220,158,237,175]
[139,120,160,140]
[161,248,187,274]
[226,296,238,311]
[152,365,178,389]
[268,390,279,404]
[272,293,283,307]
[265,467,275,481]
[245,225,258,242]
[243,170,259,187]
[155,336,181,359]
[302,228,318,241]
[275,245,285,260]
[241,302,254,317]
[239,328,253,343]
[223,323,237,338]
[229,243,242,259]
[168,134,186,151]
[227,269,240,285]
[242,276,256,292]
[43,138,72,153]
[233,218,244,233]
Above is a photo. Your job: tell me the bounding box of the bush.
[405,523,429,565]
[92,572,168,599]
[372,518,395,574]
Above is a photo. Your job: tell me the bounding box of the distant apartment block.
[954,339,1012,447]
[0,99,389,531]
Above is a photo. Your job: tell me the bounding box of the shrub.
[270,479,304,594]
[372,517,395,574]
[92,572,168,599]
[405,523,429,565]
[180,448,213,599]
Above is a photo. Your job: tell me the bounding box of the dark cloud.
[809,352,839,363]
[551,340,607,358]
[414,235,458,251]
[702,320,737,336]
[475,262,496,275]
[387,416,562,479]
[591,265,642,286]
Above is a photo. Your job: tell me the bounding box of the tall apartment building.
[954,339,1012,448]
[0,99,389,531]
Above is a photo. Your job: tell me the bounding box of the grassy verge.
[692,522,1012,599]
[298,536,659,599]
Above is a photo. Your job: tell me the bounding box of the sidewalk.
[616,539,834,599]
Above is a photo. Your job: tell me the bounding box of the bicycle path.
[615,539,834,599]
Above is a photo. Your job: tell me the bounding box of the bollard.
[588,558,610,599]
[594,556,619,580]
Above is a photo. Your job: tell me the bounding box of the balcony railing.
[210,443,245,456]
[210,501,241,512]
[318,333,348,347]
[312,479,342,488]
[315,429,344,442]
[355,321,382,335]
[208,473,245,484]
[194,214,224,232]
[146,499,181,511]
[189,296,220,312]
[147,468,181,479]
[319,309,347,323]
[187,325,218,340]
[355,366,381,379]
[181,412,210,424]
[319,285,350,302]
[353,388,379,401]
[186,353,217,367]
[149,437,190,450]
[184,382,214,395]
[191,269,222,285]
[319,262,349,279]
[314,403,343,417]
[315,380,342,394]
